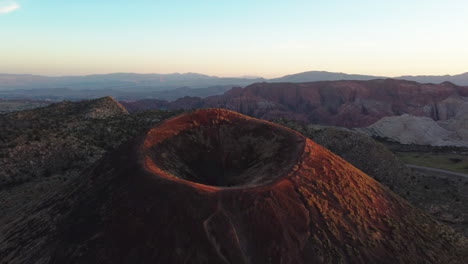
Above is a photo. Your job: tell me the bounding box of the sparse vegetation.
[0,99,183,190]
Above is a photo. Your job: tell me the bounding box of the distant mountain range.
[396,73,468,85]
[1,71,468,100]
[271,71,468,85]
[270,71,385,82]
[0,73,263,91]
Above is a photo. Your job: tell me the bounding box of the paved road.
[406,164,468,179]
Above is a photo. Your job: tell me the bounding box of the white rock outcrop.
[359,114,468,147]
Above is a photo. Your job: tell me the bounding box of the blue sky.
[1,0,467,77]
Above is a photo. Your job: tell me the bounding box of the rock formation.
[359,114,468,147]
[122,79,468,128]
[12,96,129,120]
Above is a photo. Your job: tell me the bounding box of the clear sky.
[1,0,467,77]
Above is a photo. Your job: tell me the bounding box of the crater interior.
[147,116,305,188]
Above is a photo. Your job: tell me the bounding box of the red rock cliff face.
[41,109,467,264]
[202,80,468,127]
[123,79,468,128]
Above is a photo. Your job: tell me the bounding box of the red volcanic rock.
[6,109,466,263]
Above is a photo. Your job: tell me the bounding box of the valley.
[397,152,468,174]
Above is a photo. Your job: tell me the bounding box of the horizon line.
[1,70,468,79]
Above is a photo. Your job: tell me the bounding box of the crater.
[145,109,305,188]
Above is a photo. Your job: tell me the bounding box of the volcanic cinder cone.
[3,109,467,264]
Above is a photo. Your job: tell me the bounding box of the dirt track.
[406,164,468,179]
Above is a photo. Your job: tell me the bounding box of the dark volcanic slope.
[1,109,467,264]
[122,79,468,128]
